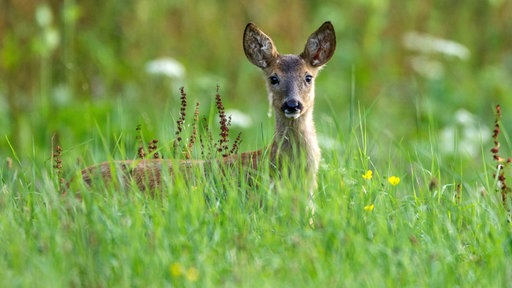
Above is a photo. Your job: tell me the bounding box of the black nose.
[281,99,303,113]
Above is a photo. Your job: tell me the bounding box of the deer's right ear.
[243,23,278,69]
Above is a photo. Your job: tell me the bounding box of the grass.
[1,94,512,287]
[2,1,512,287]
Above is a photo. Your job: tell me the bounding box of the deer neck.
[271,107,320,174]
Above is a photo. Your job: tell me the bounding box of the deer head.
[243,22,336,121]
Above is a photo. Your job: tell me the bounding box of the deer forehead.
[269,55,315,76]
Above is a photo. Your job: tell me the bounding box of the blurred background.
[1,0,512,170]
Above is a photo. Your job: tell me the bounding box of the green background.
[1,1,512,287]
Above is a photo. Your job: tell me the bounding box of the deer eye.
[269,75,280,85]
[305,75,313,84]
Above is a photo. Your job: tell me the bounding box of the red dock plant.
[491,104,511,209]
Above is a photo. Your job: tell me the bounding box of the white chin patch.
[284,112,301,119]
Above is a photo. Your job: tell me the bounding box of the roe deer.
[78,22,336,202]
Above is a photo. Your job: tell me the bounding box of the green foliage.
[1,0,512,286]
[2,115,512,286]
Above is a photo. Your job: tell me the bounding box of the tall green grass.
[1,98,511,286]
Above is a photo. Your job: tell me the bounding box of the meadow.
[1,0,512,287]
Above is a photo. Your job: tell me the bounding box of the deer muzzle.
[281,98,303,119]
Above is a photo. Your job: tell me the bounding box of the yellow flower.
[362,170,373,180]
[388,176,400,186]
[170,263,183,277]
[186,267,199,282]
[364,204,375,212]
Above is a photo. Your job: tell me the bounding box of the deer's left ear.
[301,21,336,67]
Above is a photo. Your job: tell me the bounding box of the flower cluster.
[170,263,199,282]
[361,169,401,212]
[388,176,400,186]
[364,204,375,212]
[362,170,373,180]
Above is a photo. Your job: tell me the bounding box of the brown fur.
[77,22,336,197]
